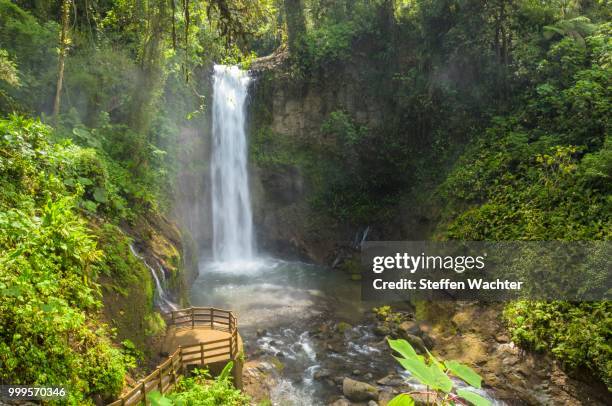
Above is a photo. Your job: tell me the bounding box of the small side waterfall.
[210,65,254,262]
[129,244,178,312]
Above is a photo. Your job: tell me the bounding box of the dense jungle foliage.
[0,0,610,402]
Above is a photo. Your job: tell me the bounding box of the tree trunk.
[284,0,306,52]
[53,0,71,120]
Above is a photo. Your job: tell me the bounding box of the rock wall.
[247,52,436,264]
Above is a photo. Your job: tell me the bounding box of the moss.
[145,312,167,337]
[336,321,352,333]
[268,356,285,372]
[94,223,155,351]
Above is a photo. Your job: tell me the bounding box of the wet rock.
[374,325,391,336]
[314,369,332,380]
[329,397,351,406]
[326,339,345,353]
[275,351,284,358]
[377,374,405,387]
[336,321,352,334]
[342,377,379,402]
[256,328,267,337]
[378,389,397,405]
[403,334,427,354]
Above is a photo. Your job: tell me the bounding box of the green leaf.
[1,287,21,297]
[457,388,492,406]
[81,200,98,212]
[147,391,174,406]
[394,356,453,392]
[387,394,415,406]
[78,177,93,186]
[219,360,234,381]
[445,360,482,388]
[93,187,107,203]
[388,338,418,359]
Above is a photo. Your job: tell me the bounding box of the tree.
[284,0,306,51]
[53,0,71,120]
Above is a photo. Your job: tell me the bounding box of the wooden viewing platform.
[108,307,242,406]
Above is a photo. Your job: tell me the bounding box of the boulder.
[377,374,405,387]
[404,334,427,354]
[398,321,421,337]
[374,325,392,336]
[314,369,332,380]
[329,398,351,406]
[343,377,379,402]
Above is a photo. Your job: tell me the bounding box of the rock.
[256,328,267,337]
[314,369,332,380]
[275,351,284,358]
[404,334,427,354]
[495,333,510,343]
[377,374,405,387]
[374,325,391,336]
[352,369,362,376]
[333,376,344,385]
[377,389,397,405]
[368,401,378,406]
[421,334,435,349]
[364,373,373,380]
[336,321,352,333]
[329,398,351,406]
[398,321,421,337]
[502,356,519,367]
[342,377,379,402]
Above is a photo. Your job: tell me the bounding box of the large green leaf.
[445,360,482,388]
[148,390,174,406]
[93,187,107,203]
[457,388,492,406]
[387,394,415,406]
[394,356,453,392]
[219,360,234,381]
[387,338,418,359]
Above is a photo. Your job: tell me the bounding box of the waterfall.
[210,65,254,262]
[129,244,178,312]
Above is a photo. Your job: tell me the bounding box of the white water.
[211,65,254,263]
[129,244,178,312]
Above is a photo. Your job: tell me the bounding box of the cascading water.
[210,65,254,263]
[129,244,177,313]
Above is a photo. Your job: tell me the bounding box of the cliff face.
[247,52,436,264]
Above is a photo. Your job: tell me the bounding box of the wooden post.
[178,345,183,374]
[200,342,205,365]
[210,308,214,329]
[157,367,162,392]
[191,307,195,329]
[140,381,146,405]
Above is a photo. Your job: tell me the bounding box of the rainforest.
[0,0,610,405]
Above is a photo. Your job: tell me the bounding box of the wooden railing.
[108,307,239,406]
